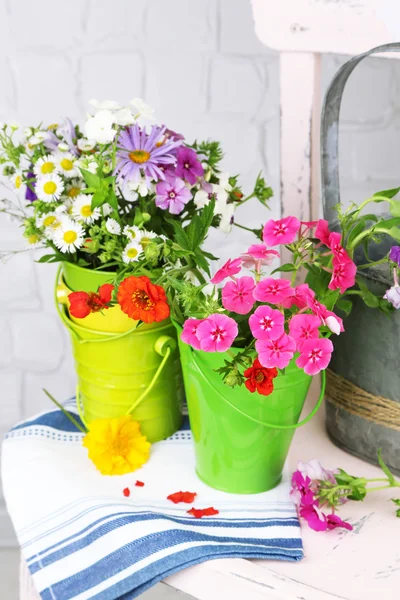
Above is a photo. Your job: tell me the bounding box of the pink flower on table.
[300,501,328,532]
[181,318,203,350]
[263,216,301,246]
[315,219,331,246]
[222,276,255,315]
[256,333,296,369]
[328,231,348,262]
[326,514,353,531]
[249,305,284,340]
[196,313,238,352]
[296,337,334,376]
[297,459,336,484]
[254,277,294,305]
[328,256,357,294]
[290,470,314,506]
[241,244,280,269]
[289,314,321,351]
[211,258,242,284]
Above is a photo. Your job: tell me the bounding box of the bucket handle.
[75,335,175,429]
[54,264,141,345]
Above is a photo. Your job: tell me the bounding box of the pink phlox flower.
[296,337,334,376]
[253,277,294,305]
[280,283,314,310]
[241,244,280,269]
[256,333,296,369]
[305,293,329,320]
[328,256,357,294]
[328,231,348,262]
[290,470,314,506]
[300,501,328,532]
[181,318,203,350]
[326,514,353,531]
[211,258,242,284]
[298,459,336,485]
[315,219,331,246]
[249,305,285,340]
[289,314,321,351]
[263,216,301,246]
[196,313,238,352]
[222,276,255,315]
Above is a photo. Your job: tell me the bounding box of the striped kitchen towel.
[2,399,303,600]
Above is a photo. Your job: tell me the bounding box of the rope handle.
[321,43,400,223]
[190,347,326,430]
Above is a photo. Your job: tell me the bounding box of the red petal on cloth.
[135,481,145,487]
[167,491,197,504]
[123,487,130,497]
[187,507,219,518]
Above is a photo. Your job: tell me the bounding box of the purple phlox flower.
[25,169,37,202]
[298,459,336,485]
[155,175,192,215]
[299,500,328,532]
[115,124,180,184]
[389,246,400,266]
[384,286,400,309]
[43,131,61,153]
[175,147,204,185]
[163,126,185,142]
[326,514,353,531]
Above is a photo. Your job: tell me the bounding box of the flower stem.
[43,389,87,433]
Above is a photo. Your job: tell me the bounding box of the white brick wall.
[1,0,400,545]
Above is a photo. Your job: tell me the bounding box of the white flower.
[37,212,63,234]
[33,155,57,178]
[124,173,153,199]
[297,459,335,483]
[53,218,85,253]
[218,203,235,233]
[65,179,85,200]
[106,218,121,235]
[24,127,33,138]
[75,157,97,175]
[113,108,135,126]
[122,241,143,264]
[35,130,50,141]
[77,138,96,152]
[194,188,211,209]
[58,142,70,152]
[140,230,158,247]
[102,203,113,216]
[11,172,23,190]
[84,110,116,144]
[218,172,232,193]
[123,224,143,242]
[36,173,64,202]
[122,185,138,203]
[325,315,341,335]
[72,194,101,224]
[55,152,78,178]
[130,98,155,121]
[28,135,44,147]
[89,99,121,111]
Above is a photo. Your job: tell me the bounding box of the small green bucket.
[177,331,326,494]
[55,264,184,442]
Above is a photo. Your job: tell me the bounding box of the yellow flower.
[83,415,151,475]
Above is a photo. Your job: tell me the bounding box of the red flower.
[167,491,197,504]
[244,358,278,396]
[123,487,130,497]
[135,480,145,487]
[187,507,219,518]
[117,276,170,323]
[68,283,114,318]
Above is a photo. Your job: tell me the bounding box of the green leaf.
[373,187,400,199]
[91,190,107,210]
[320,289,340,311]
[79,168,101,189]
[377,448,396,485]
[378,216,400,230]
[271,263,296,274]
[194,250,211,275]
[36,253,58,263]
[347,487,367,502]
[187,198,215,250]
[347,219,366,246]
[387,227,400,243]
[389,200,400,217]
[391,498,400,507]
[167,220,192,251]
[336,297,353,316]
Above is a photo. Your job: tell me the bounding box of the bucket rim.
[62,261,117,278]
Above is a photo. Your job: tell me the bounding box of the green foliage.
[377,448,396,486]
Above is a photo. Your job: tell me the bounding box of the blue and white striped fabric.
[2,400,303,599]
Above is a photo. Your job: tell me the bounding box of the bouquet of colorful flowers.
[173,190,400,394]
[0,98,272,284]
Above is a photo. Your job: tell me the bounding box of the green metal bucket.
[177,332,326,494]
[55,264,184,442]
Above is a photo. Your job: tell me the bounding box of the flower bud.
[99,252,111,263]
[142,212,151,223]
[325,315,341,335]
[83,238,100,254]
[3,165,15,176]
[144,242,160,262]
[89,225,101,236]
[105,239,116,252]
[224,369,242,387]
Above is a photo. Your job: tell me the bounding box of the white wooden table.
[20,380,400,599]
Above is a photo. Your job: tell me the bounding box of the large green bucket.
[56,264,184,442]
[177,333,326,494]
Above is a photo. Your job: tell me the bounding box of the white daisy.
[65,179,85,200]
[34,155,57,178]
[55,152,78,178]
[53,218,84,253]
[122,241,143,264]
[37,212,63,236]
[106,218,121,235]
[36,173,64,203]
[140,230,158,247]
[72,194,101,224]
[57,142,70,152]
[102,203,113,216]
[11,172,23,190]
[26,233,42,248]
[123,225,143,242]
[77,138,96,152]
[84,110,116,144]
